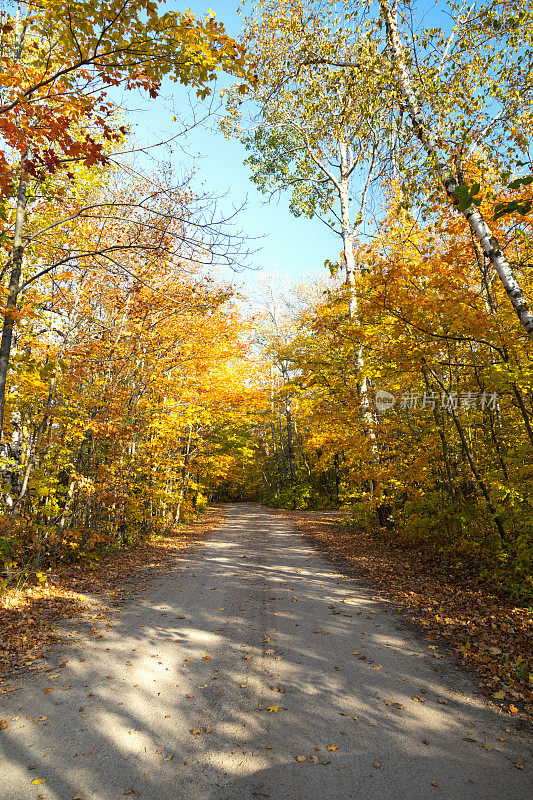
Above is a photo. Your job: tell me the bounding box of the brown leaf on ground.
[276,509,532,718]
[0,507,227,681]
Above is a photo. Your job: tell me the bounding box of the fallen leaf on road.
[372,761,383,769]
[192,728,201,735]
[296,756,306,762]
[202,654,211,662]
[185,693,195,698]
[437,697,448,705]
[31,779,47,785]
[267,706,279,713]
[163,755,173,761]
[509,704,518,713]
[0,719,10,730]
[511,760,524,769]
[205,725,213,733]
[327,745,338,751]
[412,696,426,702]
[431,780,438,787]
[73,793,85,799]
[309,756,319,764]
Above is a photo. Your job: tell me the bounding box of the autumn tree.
[0,0,248,440]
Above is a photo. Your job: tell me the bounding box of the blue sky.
[120,0,337,291]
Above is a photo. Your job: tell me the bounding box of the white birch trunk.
[339,143,357,318]
[337,147,383,505]
[379,0,533,341]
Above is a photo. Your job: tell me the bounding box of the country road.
[1,504,531,800]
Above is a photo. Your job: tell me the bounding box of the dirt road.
[1,504,530,799]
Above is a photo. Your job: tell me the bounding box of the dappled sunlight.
[1,504,529,800]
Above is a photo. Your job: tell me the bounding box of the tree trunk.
[278,408,288,485]
[380,0,533,341]
[175,425,193,524]
[285,396,296,485]
[334,451,340,504]
[429,368,505,539]
[511,382,533,448]
[270,421,281,491]
[338,147,356,318]
[0,174,27,438]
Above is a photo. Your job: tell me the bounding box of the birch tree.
[275,0,533,340]
[223,0,389,302]
[224,0,395,516]
[377,0,533,340]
